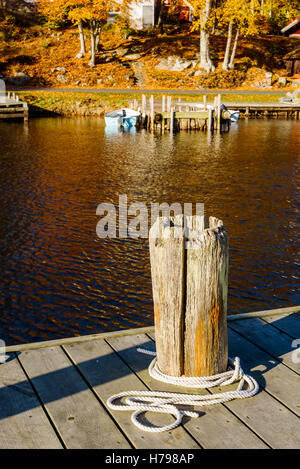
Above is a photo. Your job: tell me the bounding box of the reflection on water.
[0,117,299,345]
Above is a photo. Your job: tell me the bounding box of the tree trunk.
[229,28,239,69]
[222,21,233,71]
[199,29,214,72]
[76,20,86,59]
[199,0,214,72]
[89,22,97,67]
[95,24,101,51]
[157,6,164,33]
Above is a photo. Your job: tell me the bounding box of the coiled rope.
[107,348,259,433]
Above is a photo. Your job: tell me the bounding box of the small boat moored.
[228,109,240,123]
[104,108,140,129]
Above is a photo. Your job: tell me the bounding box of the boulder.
[51,67,66,73]
[278,76,287,87]
[194,69,206,77]
[250,72,273,89]
[155,56,194,72]
[115,48,129,57]
[125,53,142,61]
[56,74,68,84]
[10,72,31,86]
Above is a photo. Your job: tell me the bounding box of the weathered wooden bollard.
[149,215,228,377]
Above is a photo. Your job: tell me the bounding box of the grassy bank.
[18,90,286,116]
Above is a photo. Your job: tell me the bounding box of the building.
[284,48,300,76]
[110,0,193,31]
[281,18,300,38]
[127,0,159,30]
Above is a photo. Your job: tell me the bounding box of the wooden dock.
[1,307,300,449]
[0,93,28,121]
[131,94,227,133]
[131,95,300,131]
[224,101,300,119]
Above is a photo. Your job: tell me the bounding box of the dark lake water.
[0,117,299,345]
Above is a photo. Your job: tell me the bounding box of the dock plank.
[229,318,300,374]
[262,312,300,339]
[149,330,300,448]
[18,346,130,449]
[0,354,62,449]
[64,339,200,449]
[228,328,300,417]
[107,333,268,449]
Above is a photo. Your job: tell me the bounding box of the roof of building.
[281,17,300,34]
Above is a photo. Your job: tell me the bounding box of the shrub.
[42,40,51,48]
[197,70,246,88]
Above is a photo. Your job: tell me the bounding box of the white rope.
[107,348,259,433]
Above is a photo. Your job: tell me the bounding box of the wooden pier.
[131,94,300,131]
[0,92,28,122]
[1,305,300,449]
[224,101,300,119]
[131,94,229,133]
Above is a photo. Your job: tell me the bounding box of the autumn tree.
[184,0,215,72]
[220,0,261,71]
[260,0,300,29]
[220,0,300,70]
[39,0,129,66]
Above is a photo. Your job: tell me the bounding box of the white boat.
[228,110,240,123]
[104,108,140,129]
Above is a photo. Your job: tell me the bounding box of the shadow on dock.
[1,312,299,421]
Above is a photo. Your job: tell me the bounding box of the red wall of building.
[290,26,300,37]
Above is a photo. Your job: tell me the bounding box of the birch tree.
[220,0,260,71]
[189,0,216,72]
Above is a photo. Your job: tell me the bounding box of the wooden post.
[213,96,217,130]
[149,215,229,377]
[170,107,175,133]
[178,97,182,112]
[167,96,172,112]
[217,94,221,131]
[162,95,166,113]
[208,107,213,132]
[23,103,29,122]
[203,95,207,111]
[142,94,146,114]
[150,95,154,132]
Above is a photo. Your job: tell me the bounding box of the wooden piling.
[150,95,154,132]
[149,215,229,377]
[170,107,175,133]
[208,107,213,132]
[162,95,166,113]
[167,96,172,113]
[142,94,146,114]
[178,97,182,112]
[217,94,221,131]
